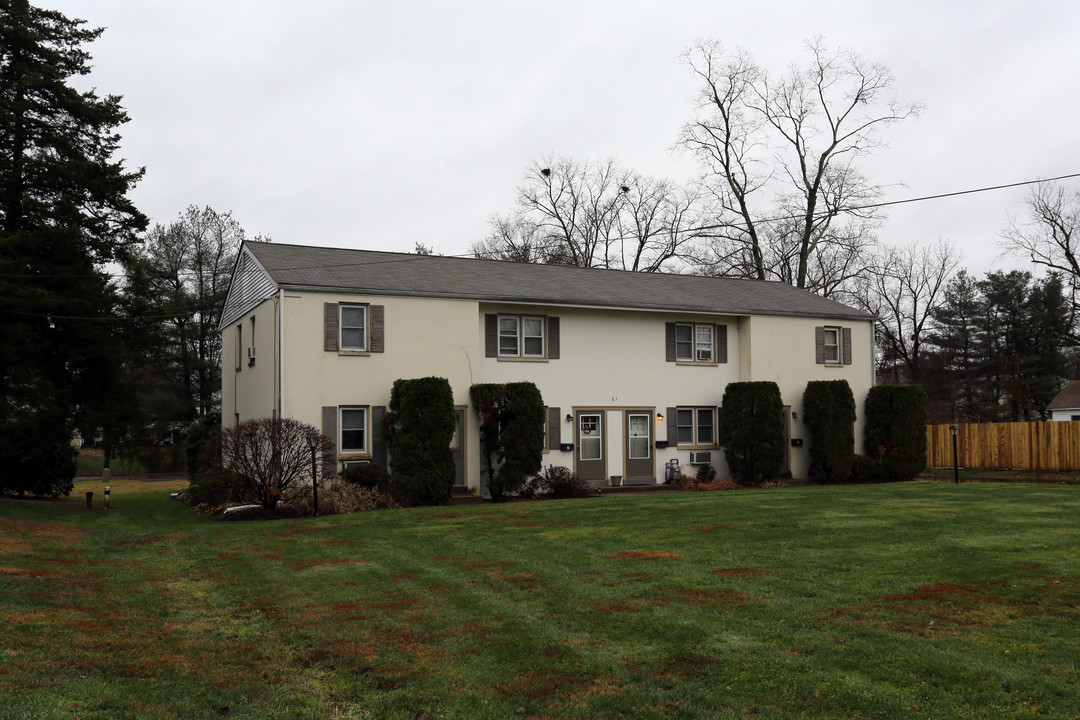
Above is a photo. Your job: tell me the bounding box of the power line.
[1,171,1078,295]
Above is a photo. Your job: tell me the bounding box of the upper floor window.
[340,305,367,351]
[668,322,726,364]
[486,314,559,359]
[498,314,544,357]
[324,302,385,354]
[815,325,852,365]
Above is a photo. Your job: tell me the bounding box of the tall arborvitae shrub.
[470,382,545,500]
[721,381,786,484]
[864,385,927,481]
[803,380,856,483]
[386,377,456,505]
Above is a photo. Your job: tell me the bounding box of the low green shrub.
[695,464,718,484]
[341,462,390,491]
[849,454,878,484]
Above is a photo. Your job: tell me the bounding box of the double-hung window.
[340,305,367,351]
[674,323,715,362]
[498,314,544,358]
[822,327,840,364]
[676,407,716,447]
[815,325,850,365]
[340,407,367,454]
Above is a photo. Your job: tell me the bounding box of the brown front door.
[624,410,654,484]
[575,411,606,485]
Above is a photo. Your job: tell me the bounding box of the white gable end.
[218,245,278,329]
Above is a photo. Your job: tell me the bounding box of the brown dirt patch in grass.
[604,550,682,561]
[117,532,188,547]
[485,570,544,589]
[0,517,87,553]
[692,523,741,532]
[497,671,590,700]
[672,588,749,606]
[620,571,654,581]
[832,580,1031,635]
[516,520,579,529]
[711,567,769,577]
[288,557,370,570]
[587,599,639,614]
[456,559,517,571]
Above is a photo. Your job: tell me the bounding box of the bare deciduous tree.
[473,156,703,272]
[1002,181,1080,313]
[849,239,960,383]
[680,38,922,293]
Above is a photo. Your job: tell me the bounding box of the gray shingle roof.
[1048,380,1080,411]
[244,242,873,321]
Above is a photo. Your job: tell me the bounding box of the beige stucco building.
[220,242,875,493]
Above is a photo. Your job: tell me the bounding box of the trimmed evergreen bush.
[803,380,856,483]
[185,412,221,480]
[386,377,456,505]
[340,462,390,492]
[864,385,927,481]
[721,381,786,484]
[470,382,545,500]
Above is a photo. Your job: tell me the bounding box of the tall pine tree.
[0,1,146,496]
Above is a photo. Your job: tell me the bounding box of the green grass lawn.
[2,480,1078,719]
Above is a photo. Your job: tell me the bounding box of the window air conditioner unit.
[696,350,712,362]
[688,451,712,465]
[247,346,256,361]
[341,460,370,472]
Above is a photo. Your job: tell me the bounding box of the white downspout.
[278,288,286,419]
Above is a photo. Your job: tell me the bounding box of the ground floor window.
[340,407,367,453]
[676,407,716,446]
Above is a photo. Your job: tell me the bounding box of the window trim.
[674,322,718,364]
[339,304,368,352]
[675,406,717,448]
[339,406,369,456]
[497,313,547,359]
[822,326,841,365]
[235,324,243,371]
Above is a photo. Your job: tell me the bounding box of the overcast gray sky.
[53,0,1080,278]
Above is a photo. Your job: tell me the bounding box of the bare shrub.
[291,481,397,515]
[214,417,334,510]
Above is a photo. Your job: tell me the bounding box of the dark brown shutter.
[666,406,678,445]
[370,305,385,353]
[814,326,825,364]
[716,407,726,446]
[485,314,497,357]
[665,322,676,362]
[842,327,852,365]
[321,406,337,476]
[716,324,727,363]
[547,316,560,359]
[371,406,387,467]
[324,303,339,352]
[547,407,561,450]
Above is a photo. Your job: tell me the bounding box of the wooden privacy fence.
[927,421,1080,471]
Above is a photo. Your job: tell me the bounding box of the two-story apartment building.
[220,242,875,492]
